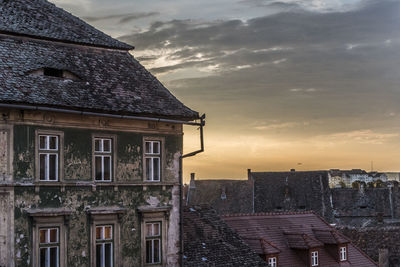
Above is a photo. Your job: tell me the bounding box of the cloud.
[83,12,159,24]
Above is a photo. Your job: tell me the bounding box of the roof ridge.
[221,210,315,217]
[0,0,133,50]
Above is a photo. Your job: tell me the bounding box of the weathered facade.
[0,0,202,266]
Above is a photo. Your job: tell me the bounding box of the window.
[88,209,123,267]
[39,135,59,181]
[95,225,113,267]
[311,251,318,266]
[145,222,161,264]
[29,211,68,267]
[39,228,59,267]
[144,141,160,181]
[268,257,277,267]
[94,138,112,181]
[340,246,347,261]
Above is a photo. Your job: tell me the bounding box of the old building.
[0,0,204,266]
[222,211,377,267]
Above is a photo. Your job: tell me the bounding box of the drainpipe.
[179,114,205,266]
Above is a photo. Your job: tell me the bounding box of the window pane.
[103,139,111,152]
[39,136,47,150]
[95,139,100,152]
[103,157,111,181]
[146,224,152,237]
[96,244,102,267]
[153,158,160,181]
[40,229,47,244]
[96,226,102,240]
[146,240,152,263]
[95,156,102,180]
[49,136,57,150]
[104,226,112,239]
[49,229,58,243]
[145,141,151,154]
[153,239,160,263]
[50,247,58,267]
[40,154,47,180]
[40,248,47,267]
[49,154,57,181]
[153,142,160,154]
[153,223,160,236]
[146,158,151,181]
[105,243,112,267]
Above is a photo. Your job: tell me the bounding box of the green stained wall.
[12,124,183,266]
[13,125,183,182]
[14,185,174,267]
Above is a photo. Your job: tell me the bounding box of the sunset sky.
[51,0,400,181]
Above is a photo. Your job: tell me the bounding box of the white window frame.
[339,246,347,261]
[93,137,114,182]
[95,225,114,267]
[144,140,162,182]
[39,227,60,267]
[268,256,277,267]
[36,131,64,182]
[311,251,318,266]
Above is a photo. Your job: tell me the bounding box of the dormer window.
[268,256,277,267]
[311,251,318,266]
[340,246,347,261]
[30,68,80,80]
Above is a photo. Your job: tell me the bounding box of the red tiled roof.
[222,211,377,267]
[242,238,281,255]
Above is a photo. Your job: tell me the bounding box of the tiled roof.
[242,238,281,255]
[0,0,132,50]
[0,35,198,120]
[251,171,334,220]
[222,211,377,266]
[186,179,253,214]
[284,232,324,249]
[312,228,350,245]
[183,205,267,267]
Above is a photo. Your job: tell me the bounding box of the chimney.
[290,169,296,172]
[189,173,196,189]
[247,169,252,180]
[379,248,389,267]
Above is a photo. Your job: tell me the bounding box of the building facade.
[0,0,202,266]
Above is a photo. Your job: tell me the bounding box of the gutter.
[0,103,203,126]
[178,114,205,266]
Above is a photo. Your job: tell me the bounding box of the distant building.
[328,169,397,188]
[223,211,377,267]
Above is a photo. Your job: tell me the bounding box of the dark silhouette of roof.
[0,0,198,120]
[222,211,377,266]
[183,205,267,266]
[0,0,132,49]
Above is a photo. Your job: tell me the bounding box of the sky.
[51,0,400,181]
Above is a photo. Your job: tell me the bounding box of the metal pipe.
[179,113,205,266]
[0,103,203,126]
